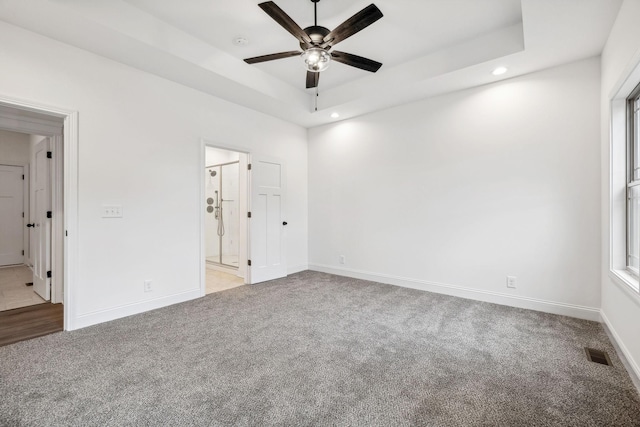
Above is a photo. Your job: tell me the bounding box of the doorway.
[0,98,77,335]
[200,142,289,295]
[204,146,247,294]
[0,130,56,312]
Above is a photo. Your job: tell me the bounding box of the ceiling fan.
[244,0,383,89]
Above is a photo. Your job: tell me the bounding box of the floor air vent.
[585,348,612,366]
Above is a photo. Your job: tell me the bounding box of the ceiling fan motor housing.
[302,26,330,48]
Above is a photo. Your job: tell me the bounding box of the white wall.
[600,0,640,383]
[0,129,30,164]
[0,21,308,329]
[309,57,601,320]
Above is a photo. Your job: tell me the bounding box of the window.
[627,85,640,277]
[610,61,640,296]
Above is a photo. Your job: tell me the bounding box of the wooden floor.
[0,302,63,347]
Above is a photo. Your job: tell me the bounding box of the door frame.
[0,95,79,331]
[199,139,250,296]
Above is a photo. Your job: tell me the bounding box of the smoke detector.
[233,36,249,46]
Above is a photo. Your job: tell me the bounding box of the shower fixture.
[205,159,239,269]
[214,190,225,237]
[214,191,220,220]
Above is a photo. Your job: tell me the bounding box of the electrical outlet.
[506,276,517,289]
[102,205,123,218]
[144,280,153,292]
[339,255,346,265]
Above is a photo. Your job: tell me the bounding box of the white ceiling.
[0,0,622,128]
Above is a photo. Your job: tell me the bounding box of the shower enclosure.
[205,161,239,268]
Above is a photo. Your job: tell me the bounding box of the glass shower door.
[205,168,221,264]
[220,162,239,267]
[205,161,239,268]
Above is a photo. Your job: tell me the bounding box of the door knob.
[26,223,35,228]
[282,221,288,226]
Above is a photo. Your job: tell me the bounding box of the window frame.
[611,57,640,298]
[626,85,640,278]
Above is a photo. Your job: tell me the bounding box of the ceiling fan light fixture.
[302,47,331,73]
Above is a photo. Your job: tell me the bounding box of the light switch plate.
[102,205,123,218]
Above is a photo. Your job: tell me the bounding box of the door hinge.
[47,271,52,278]
[46,151,52,159]
[47,211,52,218]
[22,174,24,180]
[22,212,24,218]
[22,250,24,256]
[248,259,252,266]
[247,163,252,170]
[247,212,251,218]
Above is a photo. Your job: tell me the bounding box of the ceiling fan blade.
[331,51,382,73]
[244,51,301,64]
[259,1,312,46]
[322,4,383,47]
[306,71,320,89]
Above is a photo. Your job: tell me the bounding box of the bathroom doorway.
[204,146,247,294]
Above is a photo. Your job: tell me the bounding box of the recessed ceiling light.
[233,37,249,46]
[492,66,508,76]
[331,112,340,119]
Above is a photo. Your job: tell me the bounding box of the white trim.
[73,289,201,330]
[0,110,63,136]
[51,135,64,304]
[287,264,308,275]
[199,140,206,298]
[0,95,79,331]
[600,310,640,392]
[62,110,79,330]
[309,264,601,321]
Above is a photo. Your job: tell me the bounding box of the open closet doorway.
[204,146,248,294]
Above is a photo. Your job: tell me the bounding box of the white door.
[33,138,51,300]
[249,155,287,284]
[0,165,24,266]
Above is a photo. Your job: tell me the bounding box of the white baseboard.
[288,264,308,275]
[70,289,201,330]
[308,264,601,321]
[600,310,640,392]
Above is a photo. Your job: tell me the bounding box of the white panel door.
[0,165,24,266]
[33,138,51,300]
[249,155,287,284]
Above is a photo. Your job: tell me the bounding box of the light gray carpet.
[1,271,639,426]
